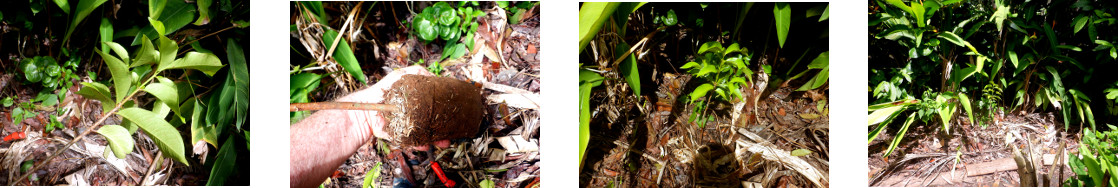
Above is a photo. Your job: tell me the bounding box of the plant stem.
[289,102,399,112]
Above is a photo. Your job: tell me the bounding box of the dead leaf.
[799,113,820,119]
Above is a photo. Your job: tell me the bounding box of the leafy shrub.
[681,41,753,128]
[870,0,1118,159]
[1066,125,1118,186]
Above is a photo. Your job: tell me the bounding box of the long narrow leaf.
[63,0,109,45]
[884,114,916,157]
[773,3,791,48]
[578,2,621,53]
[323,29,366,84]
[206,136,237,185]
[616,42,640,97]
[226,40,249,129]
[958,93,974,125]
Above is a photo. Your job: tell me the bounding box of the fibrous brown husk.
[384,75,484,146]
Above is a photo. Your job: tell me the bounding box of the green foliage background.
[869,0,1118,184]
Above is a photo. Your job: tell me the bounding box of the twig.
[324,2,364,59]
[139,152,163,185]
[177,25,239,53]
[289,102,398,112]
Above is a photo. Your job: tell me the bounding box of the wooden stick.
[289,102,399,112]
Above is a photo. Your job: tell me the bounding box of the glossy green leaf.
[937,32,968,47]
[724,43,742,57]
[910,1,925,27]
[150,18,166,36]
[189,98,218,147]
[53,0,71,14]
[226,40,249,129]
[19,58,42,83]
[193,0,212,25]
[1073,15,1089,34]
[819,5,829,22]
[95,49,133,103]
[958,93,974,125]
[63,0,109,45]
[413,14,437,41]
[698,41,723,55]
[206,136,237,185]
[578,2,621,53]
[437,5,457,26]
[97,124,134,159]
[578,69,602,165]
[869,105,904,125]
[1057,45,1083,52]
[616,42,641,97]
[664,9,678,25]
[884,114,916,157]
[690,83,714,103]
[105,42,131,65]
[936,95,957,132]
[117,107,187,165]
[149,0,166,18]
[680,62,700,69]
[773,3,790,48]
[99,18,112,51]
[807,51,829,69]
[796,67,828,91]
[133,35,159,67]
[990,0,1008,32]
[323,29,366,84]
[146,78,180,115]
[130,0,195,45]
[159,52,224,76]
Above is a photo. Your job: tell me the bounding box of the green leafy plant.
[1065,125,1118,186]
[411,2,484,62]
[681,41,753,128]
[362,162,383,188]
[576,2,645,168]
[4,0,249,185]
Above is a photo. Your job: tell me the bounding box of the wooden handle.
[289,102,399,112]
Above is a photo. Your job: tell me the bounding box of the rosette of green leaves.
[414,2,462,43]
[412,2,484,62]
[680,41,752,127]
[18,56,77,90]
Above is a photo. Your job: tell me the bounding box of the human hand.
[339,65,449,150]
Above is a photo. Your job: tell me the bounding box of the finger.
[433,140,451,148]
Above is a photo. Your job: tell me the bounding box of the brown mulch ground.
[580,67,830,187]
[868,111,1080,187]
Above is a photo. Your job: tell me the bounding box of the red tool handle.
[431,161,455,187]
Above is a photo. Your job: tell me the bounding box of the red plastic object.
[3,132,25,142]
[431,161,456,187]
